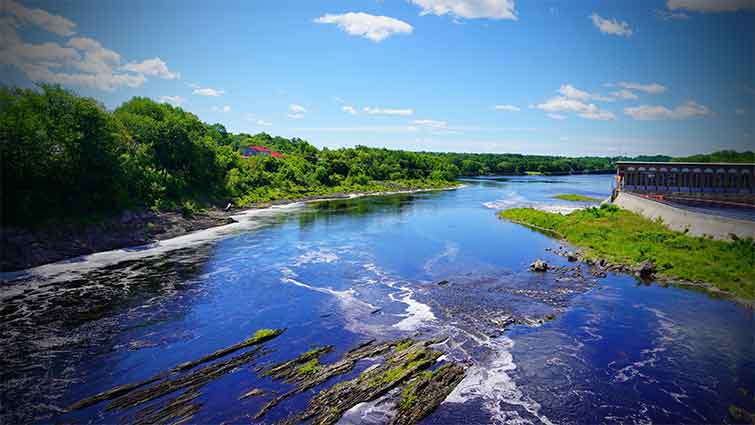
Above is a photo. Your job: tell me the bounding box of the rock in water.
[530,260,549,272]
[635,260,656,279]
[390,363,466,425]
[566,252,578,262]
[239,388,264,400]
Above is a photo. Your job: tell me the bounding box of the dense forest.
[0,85,750,227]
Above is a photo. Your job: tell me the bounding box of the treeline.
[672,150,754,163]
[437,153,616,176]
[0,85,457,226]
[1,85,749,227]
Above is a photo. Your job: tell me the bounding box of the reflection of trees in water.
[295,194,418,230]
[0,245,214,424]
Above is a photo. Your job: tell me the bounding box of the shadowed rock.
[68,328,283,411]
[390,363,466,425]
[296,339,446,425]
[254,339,395,420]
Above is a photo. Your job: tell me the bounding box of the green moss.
[251,328,284,343]
[399,371,432,410]
[394,339,414,352]
[499,204,755,300]
[552,194,601,202]
[296,358,320,376]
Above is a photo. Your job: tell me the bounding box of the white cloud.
[1,0,76,36]
[363,106,414,116]
[212,105,231,113]
[289,104,306,114]
[0,21,173,91]
[192,87,224,96]
[158,95,185,106]
[412,119,448,128]
[123,57,179,80]
[547,114,567,120]
[256,119,272,126]
[589,13,632,37]
[535,96,615,120]
[342,105,358,115]
[667,0,755,12]
[494,104,521,111]
[557,84,613,101]
[616,81,667,94]
[314,12,413,42]
[410,0,517,20]
[288,113,304,120]
[735,108,745,115]
[624,100,711,120]
[610,89,639,100]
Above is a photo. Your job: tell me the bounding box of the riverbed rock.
[239,388,265,400]
[530,260,549,272]
[296,339,449,425]
[436,280,449,286]
[635,260,656,279]
[390,363,466,425]
[728,405,755,424]
[566,252,578,262]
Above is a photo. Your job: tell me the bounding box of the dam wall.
[613,192,755,241]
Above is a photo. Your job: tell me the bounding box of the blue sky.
[1,0,753,156]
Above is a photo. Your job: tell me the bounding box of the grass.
[552,194,602,202]
[499,204,755,300]
[525,171,544,176]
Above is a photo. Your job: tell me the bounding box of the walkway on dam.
[613,192,755,241]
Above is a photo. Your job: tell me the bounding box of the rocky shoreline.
[0,208,236,272]
[0,185,460,273]
[541,245,755,309]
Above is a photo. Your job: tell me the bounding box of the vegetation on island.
[499,204,755,300]
[552,194,602,202]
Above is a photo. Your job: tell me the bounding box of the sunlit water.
[1,175,752,424]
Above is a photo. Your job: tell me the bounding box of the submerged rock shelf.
[66,329,463,425]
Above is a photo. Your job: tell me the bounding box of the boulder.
[530,260,549,272]
[635,260,656,279]
[566,252,578,262]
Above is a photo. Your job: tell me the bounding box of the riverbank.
[0,182,461,272]
[498,204,755,304]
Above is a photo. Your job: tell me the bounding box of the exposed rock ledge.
[0,208,235,272]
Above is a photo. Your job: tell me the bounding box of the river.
[1,175,752,424]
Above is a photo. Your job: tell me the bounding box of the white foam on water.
[423,241,459,274]
[293,249,339,266]
[389,287,436,331]
[338,391,398,425]
[280,277,382,335]
[444,335,554,425]
[0,203,304,288]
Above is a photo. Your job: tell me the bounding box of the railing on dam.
[615,161,755,196]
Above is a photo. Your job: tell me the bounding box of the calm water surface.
[1,175,752,424]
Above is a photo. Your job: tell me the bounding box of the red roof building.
[242,145,284,158]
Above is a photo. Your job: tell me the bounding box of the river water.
[1,175,752,424]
